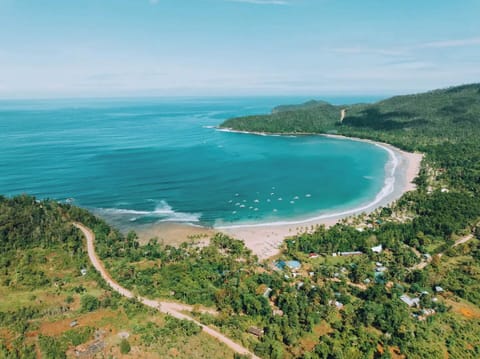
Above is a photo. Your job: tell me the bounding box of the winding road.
[73,222,259,359]
[410,233,475,271]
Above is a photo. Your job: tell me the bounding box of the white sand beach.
[136,222,215,246]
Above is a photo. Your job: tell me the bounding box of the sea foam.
[99,200,201,223]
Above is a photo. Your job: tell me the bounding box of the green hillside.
[222,83,480,145]
[222,99,341,133]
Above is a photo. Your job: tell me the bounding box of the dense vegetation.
[222,100,341,134]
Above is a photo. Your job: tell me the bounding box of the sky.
[0,0,479,98]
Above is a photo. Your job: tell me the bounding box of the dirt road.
[73,222,258,358]
[410,233,475,271]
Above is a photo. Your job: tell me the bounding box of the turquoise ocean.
[0,96,388,229]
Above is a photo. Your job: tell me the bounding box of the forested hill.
[221,83,480,149]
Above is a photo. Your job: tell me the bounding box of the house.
[417,308,436,321]
[309,253,320,259]
[285,260,301,270]
[422,308,435,316]
[375,266,387,273]
[273,309,284,316]
[328,300,344,309]
[247,327,264,337]
[371,244,383,254]
[263,287,272,298]
[400,294,420,307]
[80,268,87,276]
[275,260,301,270]
[435,286,444,293]
[70,320,78,328]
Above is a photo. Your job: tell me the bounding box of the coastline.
[136,131,423,259]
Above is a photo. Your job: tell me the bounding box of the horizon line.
[0,81,476,102]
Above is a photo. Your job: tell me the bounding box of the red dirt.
[38,309,117,336]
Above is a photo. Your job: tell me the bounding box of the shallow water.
[0,96,388,228]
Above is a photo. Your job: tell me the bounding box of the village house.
[263,287,272,298]
[328,300,344,309]
[400,294,420,307]
[247,326,264,337]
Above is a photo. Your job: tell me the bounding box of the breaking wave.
[98,200,201,223]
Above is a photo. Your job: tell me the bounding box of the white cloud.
[419,37,480,48]
[227,0,290,5]
[331,36,480,56]
[332,46,407,57]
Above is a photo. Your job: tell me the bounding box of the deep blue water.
[0,96,388,228]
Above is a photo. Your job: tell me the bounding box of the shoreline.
[136,130,423,259]
[215,132,400,230]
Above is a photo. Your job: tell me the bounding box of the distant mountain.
[272,99,334,113]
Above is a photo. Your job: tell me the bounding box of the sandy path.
[73,222,258,358]
[453,234,474,247]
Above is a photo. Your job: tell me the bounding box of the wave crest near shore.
[98,200,201,223]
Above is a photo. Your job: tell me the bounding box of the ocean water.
[0,96,388,229]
